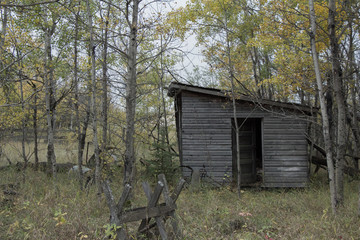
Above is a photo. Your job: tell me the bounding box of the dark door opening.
[232,118,262,185]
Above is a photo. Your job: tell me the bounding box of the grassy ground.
[1,140,359,239]
[1,166,359,240]
[0,140,92,166]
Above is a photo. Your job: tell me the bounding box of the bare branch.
[0,0,59,7]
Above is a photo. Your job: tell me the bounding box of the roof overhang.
[168,82,317,115]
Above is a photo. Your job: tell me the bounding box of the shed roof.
[168,82,316,115]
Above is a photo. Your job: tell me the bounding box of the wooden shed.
[168,82,314,188]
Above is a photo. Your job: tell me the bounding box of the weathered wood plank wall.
[178,91,309,187]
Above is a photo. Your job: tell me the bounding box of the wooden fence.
[102,174,186,240]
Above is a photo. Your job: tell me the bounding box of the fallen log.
[306,137,326,157]
[311,156,359,179]
[15,162,74,173]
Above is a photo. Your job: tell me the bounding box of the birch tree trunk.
[124,0,139,185]
[308,0,337,214]
[44,23,57,178]
[73,9,84,189]
[159,36,170,149]
[86,0,101,194]
[328,0,346,207]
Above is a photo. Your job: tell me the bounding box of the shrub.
[143,127,179,183]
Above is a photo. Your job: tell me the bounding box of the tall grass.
[0,140,93,166]
[1,141,359,239]
[1,166,359,239]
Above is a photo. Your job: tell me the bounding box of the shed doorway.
[232,118,263,185]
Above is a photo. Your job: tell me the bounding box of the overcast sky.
[163,0,207,76]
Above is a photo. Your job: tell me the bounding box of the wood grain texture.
[176,90,309,187]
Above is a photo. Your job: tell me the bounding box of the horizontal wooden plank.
[263,177,308,183]
[264,161,308,167]
[182,145,231,151]
[264,166,308,172]
[182,119,231,124]
[119,205,175,224]
[182,112,268,119]
[182,171,233,178]
[264,172,308,177]
[263,140,307,145]
[181,143,231,149]
[182,128,231,134]
[182,101,232,110]
[263,123,307,130]
[182,141,231,146]
[263,129,306,134]
[181,93,308,116]
[183,150,232,156]
[263,182,307,188]
[183,137,232,143]
[264,118,308,124]
[182,134,230,140]
[264,150,307,156]
[182,100,228,105]
[182,123,230,129]
[182,95,223,102]
[263,135,306,141]
[263,155,308,160]
[182,99,272,114]
[182,107,268,115]
[182,141,232,146]
[182,108,234,113]
[263,145,307,151]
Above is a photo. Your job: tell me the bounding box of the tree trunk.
[32,83,39,171]
[159,36,170,149]
[358,184,360,217]
[249,47,260,97]
[346,17,360,170]
[0,5,7,85]
[73,10,84,189]
[19,77,27,168]
[0,5,7,49]
[231,77,241,199]
[223,8,241,198]
[328,0,346,207]
[101,3,110,154]
[309,0,337,214]
[264,53,273,100]
[44,25,57,178]
[124,0,139,185]
[86,0,101,194]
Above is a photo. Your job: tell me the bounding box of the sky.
[163,0,207,77]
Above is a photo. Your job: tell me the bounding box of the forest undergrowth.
[0,165,359,240]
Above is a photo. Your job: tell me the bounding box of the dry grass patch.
[0,167,359,239]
